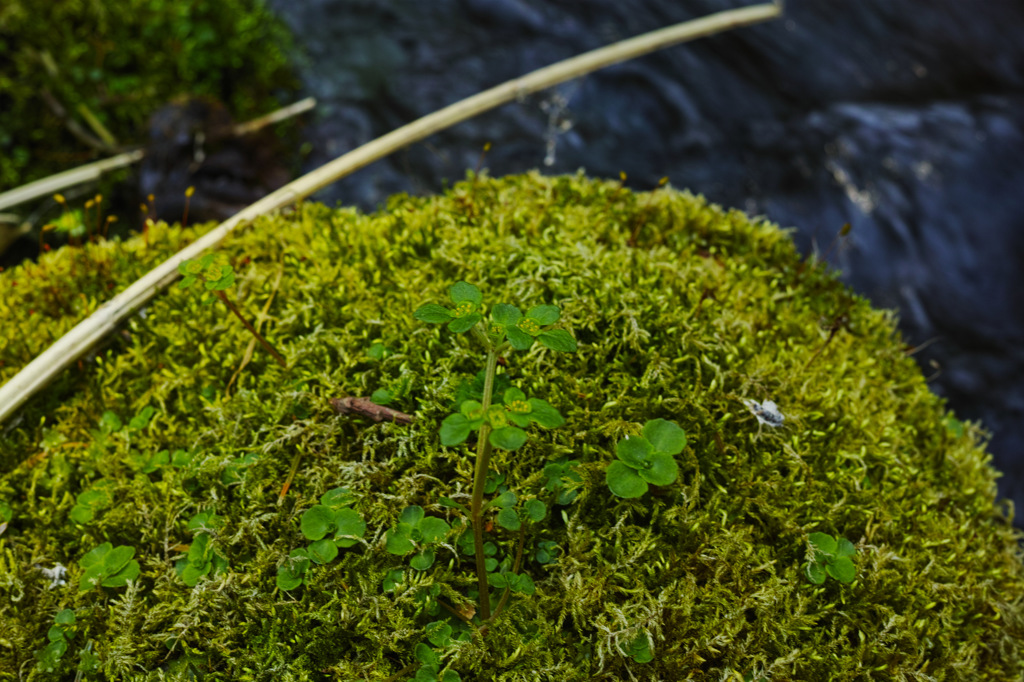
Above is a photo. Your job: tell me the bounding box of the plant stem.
[470,345,499,621]
[214,290,288,367]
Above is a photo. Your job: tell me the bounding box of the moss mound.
[1,172,1022,680]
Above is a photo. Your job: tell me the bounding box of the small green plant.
[175,512,230,587]
[620,632,654,664]
[805,532,857,585]
[178,253,288,367]
[34,609,76,672]
[68,479,115,523]
[606,418,686,498]
[77,542,140,591]
[412,281,576,621]
[278,487,367,590]
[385,505,451,571]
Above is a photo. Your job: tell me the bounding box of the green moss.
[1,172,1022,680]
[0,0,296,190]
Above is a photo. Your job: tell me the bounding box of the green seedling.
[178,253,288,367]
[175,512,229,587]
[805,532,857,585]
[278,488,367,590]
[542,456,582,505]
[410,641,462,682]
[34,609,76,673]
[606,418,686,498]
[68,479,115,523]
[385,505,451,571]
[77,542,140,591]
[414,281,576,621]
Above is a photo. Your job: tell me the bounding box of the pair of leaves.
[385,505,451,571]
[482,491,546,532]
[35,610,76,672]
[175,532,229,587]
[276,548,312,591]
[78,542,140,591]
[69,479,114,524]
[440,388,564,451]
[414,281,577,353]
[606,419,686,498]
[486,570,535,595]
[806,532,857,584]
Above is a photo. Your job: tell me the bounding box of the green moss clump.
[0,0,296,190]
[1,172,1022,680]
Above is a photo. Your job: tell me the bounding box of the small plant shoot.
[805,532,857,585]
[413,281,577,621]
[606,418,686,498]
[77,542,140,591]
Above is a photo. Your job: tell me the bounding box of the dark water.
[267,0,1024,518]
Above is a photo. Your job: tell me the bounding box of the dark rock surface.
[267,0,1024,518]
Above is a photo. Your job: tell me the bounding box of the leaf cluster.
[440,387,563,451]
[606,419,686,498]
[805,532,857,585]
[175,512,229,587]
[77,542,140,591]
[385,505,451,571]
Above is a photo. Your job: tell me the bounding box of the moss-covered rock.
[1,172,1022,680]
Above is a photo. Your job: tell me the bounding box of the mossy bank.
[1,172,1022,680]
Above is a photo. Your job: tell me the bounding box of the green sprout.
[34,609,76,673]
[77,542,140,591]
[385,505,451,571]
[178,253,288,367]
[606,419,686,498]
[414,281,576,621]
[175,512,229,587]
[620,632,654,664]
[278,487,366,590]
[68,479,115,524]
[805,532,857,585]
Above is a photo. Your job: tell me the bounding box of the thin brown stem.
[215,290,288,367]
[470,347,500,620]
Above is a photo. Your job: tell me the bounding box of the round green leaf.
[449,281,482,305]
[307,538,339,564]
[440,413,472,447]
[102,545,135,575]
[415,641,439,667]
[526,304,560,325]
[54,609,75,626]
[410,548,436,571]
[300,505,336,541]
[79,543,112,569]
[485,557,499,572]
[400,505,426,526]
[505,325,534,350]
[622,634,653,663]
[417,517,451,544]
[836,537,856,557]
[426,621,453,648]
[102,560,140,588]
[69,506,94,524]
[489,427,528,451]
[502,387,527,404]
[385,526,415,555]
[492,490,517,509]
[527,398,564,428]
[808,532,837,555]
[414,303,454,324]
[447,312,481,333]
[496,507,521,531]
[276,565,304,591]
[441,669,462,682]
[639,452,679,487]
[805,560,827,585]
[525,499,546,522]
[486,572,509,588]
[333,508,366,547]
[642,419,687,455]
[616,436,653,468]
[537,329,577,352]
[491,303,522,326]
[180,561,210,587]
[606,461,648,498]
[827,556,857,583]
[510,572,535,595]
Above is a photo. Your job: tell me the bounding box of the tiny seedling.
[278,487,367,590]
[805,532,857,585]
[606,418,686,498]
[175,512,229,587]
[413,281,576,621]
[77,542,140,591]
[34,609,76,673]
[178,253,288,367]
[620,632,654,664]
[385,505,451,571]
[68,479,115,524]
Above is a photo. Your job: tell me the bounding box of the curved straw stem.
[0,2,780,425]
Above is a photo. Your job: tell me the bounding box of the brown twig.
[329,397,414,425]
